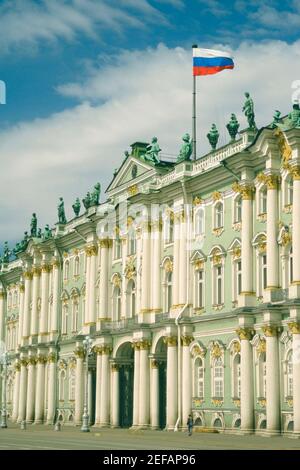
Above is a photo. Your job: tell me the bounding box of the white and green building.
[1,110,300,436]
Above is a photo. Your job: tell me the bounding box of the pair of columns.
[95,346,111,426]
[172,210,188,308]
[238,322,300,435]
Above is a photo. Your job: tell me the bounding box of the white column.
[40,264,50,336]
[26,357,36,423]
[264,326,280,434]
[132,343,140,427]
[46,352,57,424]
[51,260,61,334]
[234,185,255,307]
[88,369,93,424]
[0,291,6,342]
[151,221,162,313]
[74,348,84,425]
[22,271,32,339]
[18,286,25,347]
[84,248,91,325]
[12,361,21,422]
[99,241,109,320]
[18,358,28,423]
[139,341,150,427]
[100,348,110,426]
[150,360,159,429]
[140,223,151,315]
[31,267,41,337]
[182,336,192,428]
[179,214,187,306]
[111,364,119,427]
[34,354,47,424]
[173,215,180,307]
[288,322,300,434]
[166,337,178,430]
[95,349,102,425]
[291,169,300,285]
[88,246,98,324]
[266,176,279,289]
[237,328,254,432]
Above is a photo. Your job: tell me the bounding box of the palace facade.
[1,109,300,436]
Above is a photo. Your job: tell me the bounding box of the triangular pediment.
[105,155,157,196]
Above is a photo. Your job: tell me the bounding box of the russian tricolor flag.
[193,48,234,76]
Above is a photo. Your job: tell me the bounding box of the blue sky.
[0,0,299,249]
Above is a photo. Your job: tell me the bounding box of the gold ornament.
[288,322,300,334]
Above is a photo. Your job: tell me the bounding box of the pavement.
[0,423,300,450]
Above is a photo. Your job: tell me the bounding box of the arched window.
[213,265,223,305]
[214,202,223,229]
[62,304,68,335]
[195,207,205,236]
[195,269,204,308]
[127,280,136,317]
[128,230,136,256]
[213,357,224,398]
[72,300,79,333]
[164,214,174,244]
[112,285,121,321]
[74,256,80,276]
[69,369,76,401]
[194,357,204,399]
[260,187,267,214]
[64,260,69,281]
[59,370,66,401]
[287,350,293,397]
[234,196,242,223]
[233,353,241,398]
[166,272,173,312]
[258,352,266,398]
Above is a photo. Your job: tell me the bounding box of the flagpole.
[192,44,198,161]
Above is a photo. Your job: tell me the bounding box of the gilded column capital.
[20,358,28,367]
[85,244,98,256]
[262,325,278,337]
[47,352,57,363]
[0,291,6,299]
[24,271,33,280]
[37,354,47,364]
[19,284,25,293]
[288,322,300,334]
[181,335,194,347]
[102,345,113,355]
[139,340,151,350]
[289,165,300,181]
[236,327,254,341]
[111,363,119,372]
[14,360,21,371]
[257,173,280,190]
[74,346,85,359]
[41,264,51,274]
[93,345,103,355]
[51,259,61,269]
[163,336,178,347]
[28,357,37,366]
[32,266,42,277]
[232,182,254,200]
[98,239,113,249]
[151,359,159,369]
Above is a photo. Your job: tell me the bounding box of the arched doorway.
[155,337,167,430]
[116,342,134,428]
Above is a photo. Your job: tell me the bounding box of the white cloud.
[0,40,299,247]
[0,0,167,56]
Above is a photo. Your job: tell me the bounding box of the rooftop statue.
[242,92,257,130]
[207,124,219,150]
[2,241,11,264]
[44,224,52,240]
[141,137,161,165]
[91,182,101,206]
[72,198,81,217]
[37,228,42,238]
[58,197,67,224]
[19,232,29,251]
[226,114,240,142]
[82,192,91,210]
[13,242,21,255]
[270,110,282,129]
[288,102,300,128]
[30,213,37,237]
[177,133,192,163]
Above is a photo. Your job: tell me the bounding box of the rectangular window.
[216,266,223,305]
[198,367,204,398]
[196,270,204,308]
[114,237,122,260]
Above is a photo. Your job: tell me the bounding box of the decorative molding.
[212,227,224,237]
[128,184,138,196]
[211,398,223,407]
[74,346,85,359]
[193,196,203,206]
[151,360,159,369]
[288,322,300,335]
[236,327,254,341]
[163,336,177,347]
[257,173,279,190]
[232,182,254,200]
[32,266,41,277]
[262,325,278,337]
[36,355,47,365]
[256,338,266,354]
[211,342,223,359]
[23,271,33,280]
[181,335,194,347]
[85,245,98,257]
[47,353,57,363]
[212,191,222,202]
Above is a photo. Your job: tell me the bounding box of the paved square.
[1,424,300,450]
